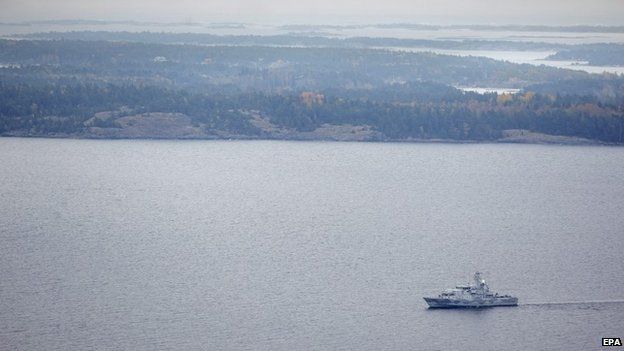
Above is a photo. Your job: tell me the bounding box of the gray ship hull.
[424,297,518,308]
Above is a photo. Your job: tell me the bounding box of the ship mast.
[473,272,489,294]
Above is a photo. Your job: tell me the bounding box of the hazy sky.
[1,0,623,25]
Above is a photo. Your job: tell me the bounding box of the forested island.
[17,31,624,64]
[1,36,623,144]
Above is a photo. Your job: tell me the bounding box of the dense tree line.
[0,39,590,93]
[1,82,622,143]
[19,31,565,52]
[1,37,623,143]
[20,31,624,66]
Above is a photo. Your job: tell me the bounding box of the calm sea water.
[1,138,623,351]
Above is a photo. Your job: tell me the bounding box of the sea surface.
[1,138,623,351]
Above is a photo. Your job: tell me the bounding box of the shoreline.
[1,133,616,147]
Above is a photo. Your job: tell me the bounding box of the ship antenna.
[474,272,488,292]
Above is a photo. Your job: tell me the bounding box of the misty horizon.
[2,0,624,26]
[4,18,624,28]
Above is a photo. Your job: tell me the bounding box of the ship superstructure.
[424,272,518,308]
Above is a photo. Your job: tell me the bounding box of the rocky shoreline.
[1,112,614,146]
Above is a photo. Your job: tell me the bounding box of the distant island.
[1,35,623,145]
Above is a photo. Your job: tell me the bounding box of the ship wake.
[522,299,624,307]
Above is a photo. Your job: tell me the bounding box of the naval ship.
[424,272,518,308]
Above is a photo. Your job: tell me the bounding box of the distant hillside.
[1,83,623,144]
[1,37,623,144]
